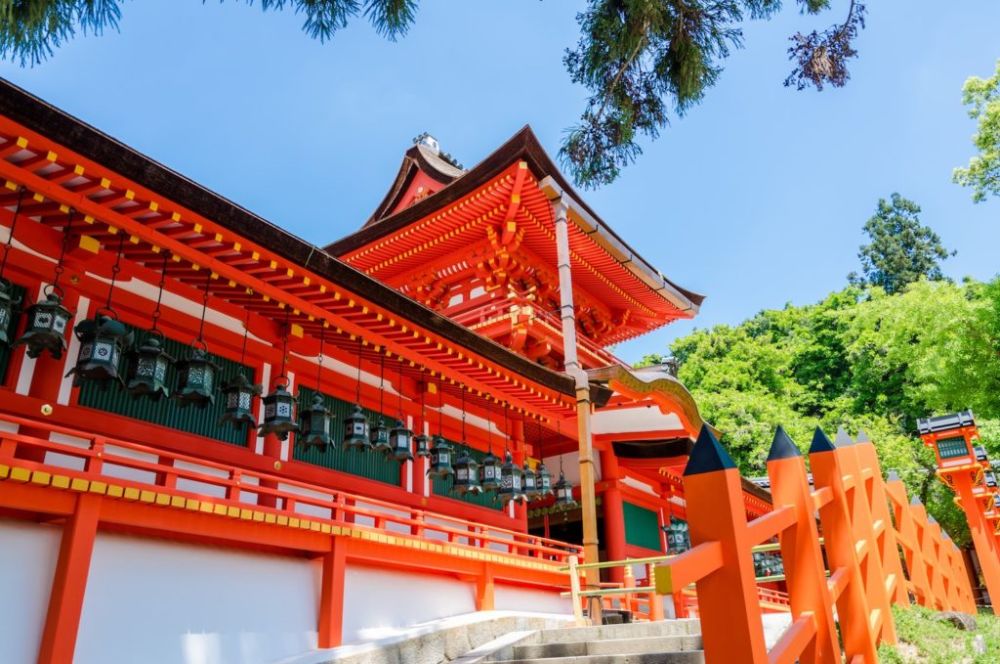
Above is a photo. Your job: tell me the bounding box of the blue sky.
[3,1,999,364]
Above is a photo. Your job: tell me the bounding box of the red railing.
[0,411,581,564]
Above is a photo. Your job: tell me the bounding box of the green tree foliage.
[0,0,866,189]
[848,193,953,295]
[954,58,1000,204]
[665,277,1000,546]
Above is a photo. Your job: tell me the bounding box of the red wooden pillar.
[766,427,841,664]
[17,287,82,463]
[475,564,495,611]
[317,537,347,649]
[953,472,1000,614]
[512,418,527,526]
[683,427,767,663]
[600,447,627,583]
[37,493,101,664]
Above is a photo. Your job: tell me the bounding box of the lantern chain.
[396,355,404,421]
[150,252,169,333]
[355,337,363,404]
[0,187,24,282]
[377,353,385,417]
[239,309,251,366]
[460,385,466,444]
[194,267,211,346]
[51,208,77,297]
[503,402,510,454]
[102,233,125,314]
[277,310,290,380]
[316,326,324,389]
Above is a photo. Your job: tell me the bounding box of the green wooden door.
[622,501,662,551]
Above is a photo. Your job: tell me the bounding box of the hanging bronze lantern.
[387,358,413,461]
[414,375,431,458]
[126,332,174,400]
[0,280,21,347]
[414,432,431,458]
[67,312,132,388]
[129,254,174,401]
[175,269,219,408]
[16,207,79,359]
[370,355,392,454]
[259,379,299,440]
[219,310,262,428]
[390,419,413,462]
[298,392,333,450]
[452,448,482,496]
[174,346,220,408]
[0,189,25,349]
[369,417,390,454]
[481,450,501,492]
[427,434,454,479]
[498,450,525,505]
[523,461,539,501]
[219,371,262,427]
[16,287,74,359]
[343,404,371,451]
[536,461,553,496]
[555,470,575,507]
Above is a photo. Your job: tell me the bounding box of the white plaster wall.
[493,585,572,615]
[75,533,319,664]
[0,519,61,664]
[341,565,476,644]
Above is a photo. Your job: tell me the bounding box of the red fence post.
[832,428,897,645]
[853,431,910,608]
[885,473,933,608]
[683,427,768,663]
[808,428,880,662]
[766,427,841,664]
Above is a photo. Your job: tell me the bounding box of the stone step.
[534,619,701,645]
[493,651,705,664]
[512,635,703,660]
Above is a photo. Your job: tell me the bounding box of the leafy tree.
[1,0,867,188]
[954,58,1000,204]
[848,193,953,295]
[663,275,1000,546]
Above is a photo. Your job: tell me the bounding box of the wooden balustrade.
[0,411,581,565]
[563,425,977,663]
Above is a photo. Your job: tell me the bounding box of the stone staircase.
[474,619,704,664]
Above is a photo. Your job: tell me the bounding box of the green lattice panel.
[936,436,970,460]
[77,324,252,446]
[292,386,401,485]
[432,441,503,511]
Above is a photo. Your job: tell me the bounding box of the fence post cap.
[809,427,836,454]
[856,429,872,444]
[910,496,922,506]
[684,425,736,476]
[834,426,854,447]
[886,469,900,482]
[767,426,801,461]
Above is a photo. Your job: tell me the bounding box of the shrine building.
[0,79,772,664]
